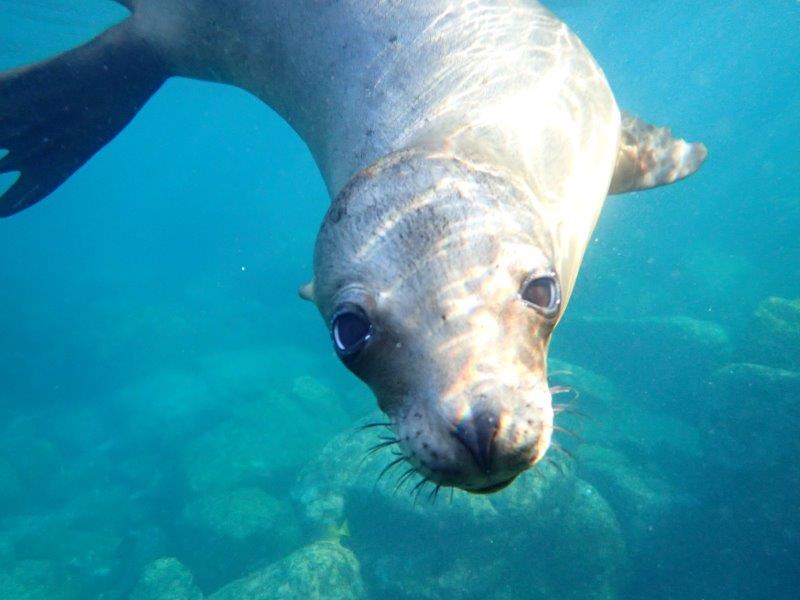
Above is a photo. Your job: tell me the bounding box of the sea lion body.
[0,0,706,492]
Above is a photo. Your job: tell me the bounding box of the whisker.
[551,424,582,440]
[348,421,393,442]
[550,441,575,462]
[549,385,574,395]
[553,405,587,419]
[360,439,397,468]
[548,369,574,379]
[358,421,393,431]
[375,456,406,488]
[550,386,580,404]
[546,457,566,476]
[555,407,598,430]
[428,484,442,505]
[411,477,429,506]
[366,439,399,456]
[394,467,417,495]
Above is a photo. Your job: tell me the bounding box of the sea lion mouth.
[469,476,517,495]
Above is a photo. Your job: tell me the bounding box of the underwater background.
[0,0,798,598]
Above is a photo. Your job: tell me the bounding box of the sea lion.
[0,0,706,493]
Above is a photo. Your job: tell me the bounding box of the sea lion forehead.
[320,151,553,246]
[313,152,557,300]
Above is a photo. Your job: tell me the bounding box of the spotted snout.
[393,389,553,493]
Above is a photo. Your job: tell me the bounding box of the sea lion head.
[308,150,562,493]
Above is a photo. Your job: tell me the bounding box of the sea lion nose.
[452,409,500,473]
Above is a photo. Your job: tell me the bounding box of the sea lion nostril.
[452,410,499,473]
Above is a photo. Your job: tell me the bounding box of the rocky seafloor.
[0,293,798,599]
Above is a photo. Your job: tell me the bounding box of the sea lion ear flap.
[298,280,316,302]
[608,112,708,195]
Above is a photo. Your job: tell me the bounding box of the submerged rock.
[293,417,628,600]
[549,360,701,554]
[0,560,81,600]
[703,362,800,469]
[178,487,302,591]
[554,315,731,413]
[9,512,124,593]
[130,558,202,600]
[576,443,694,553]
[0,416,65,509]
[80,294,200,379]
[196,347,329,404]
[548,357,619,412]
[679,244,758,319]
[551,357,702,471]
[182,487,301,548]
[182,375,350,494]
[184,391,346,493]
[208,541,364,600]
[548,357,701,459]
[111,368,220,444]
[0,459,23,513]
[748,296,800,369]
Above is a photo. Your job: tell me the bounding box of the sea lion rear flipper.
[0,18,169,217]
[608,112,708,195]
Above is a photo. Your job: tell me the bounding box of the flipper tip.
[673,139,708,183]
[610,112,708,195]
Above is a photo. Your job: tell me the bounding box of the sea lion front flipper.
[608,112,708,195]
[0,18,169,217]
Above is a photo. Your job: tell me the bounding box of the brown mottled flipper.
[0,18,168,217]
[608,112,708,195]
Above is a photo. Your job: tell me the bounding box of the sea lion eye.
[521,274,561,315]
[331,306,372,357]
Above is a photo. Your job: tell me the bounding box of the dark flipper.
[0,19,168,217]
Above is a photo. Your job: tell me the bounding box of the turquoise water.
[0,1,798,598]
